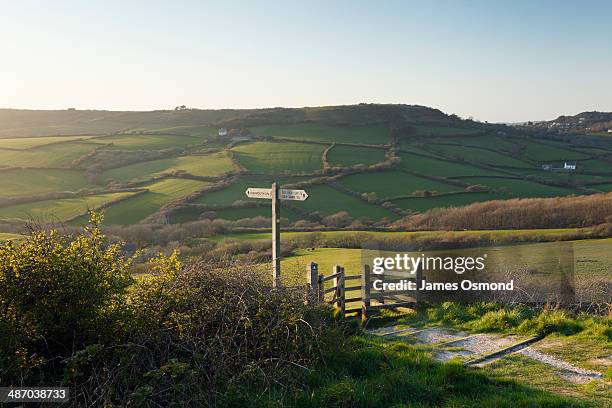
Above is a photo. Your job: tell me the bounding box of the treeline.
[396,193,612,230]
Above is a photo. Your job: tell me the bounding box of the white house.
[564,162,576,171]
[607,129,612,133]
[218,128,228,137]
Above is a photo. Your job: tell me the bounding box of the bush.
[0,213,348,407]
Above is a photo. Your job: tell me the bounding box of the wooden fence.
[305,262,423,321]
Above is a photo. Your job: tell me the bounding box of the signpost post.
[246,183,308,287]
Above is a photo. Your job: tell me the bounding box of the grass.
[0,142,99,168]
[232,334,597,407]
[193,176,310,205]
[459,176,578,197]
[327,145,387,166]
[337,171,462,199]
[428,144,534,168]
[102,178,208,224]
[0,233,23,242]
[392,192,507,211]
[578,159,612,174]
[232,141,326,175]
[0,192,137,222]
[291,184,399,220]
[520,141,589,161]
[398,152,506,177]
[251,123,391,145]
[0,135,97,149]
[412,124,482,136]
[99,152,235,183]
[429,135,521,151]
[176,205,303,223]
[0,168,90,197]
[90,134,202,150]
[592,183,612,192]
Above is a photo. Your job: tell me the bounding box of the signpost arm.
[272,182,281,288]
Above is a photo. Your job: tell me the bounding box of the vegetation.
[327,145,387,166]
[0,168,91,198]
[251,123,391,145]
[232,141,326,175]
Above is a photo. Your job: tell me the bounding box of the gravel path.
[519,347,604,383]
[371,326,605,383]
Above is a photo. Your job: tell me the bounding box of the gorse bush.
[0,213,349,407]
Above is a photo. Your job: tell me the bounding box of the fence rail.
[304,262,423,321]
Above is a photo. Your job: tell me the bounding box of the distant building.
[541,164,553,170]
[218,128,228,137]
[564,162,576,171]
[607,129,612,133]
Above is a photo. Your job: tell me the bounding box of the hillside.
[0,104,611,228]
[524,111,612,135]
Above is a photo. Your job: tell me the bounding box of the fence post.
[306,262,319,304]
[333,265,345,318]
[317,274,324,303]
[361,264,371,322]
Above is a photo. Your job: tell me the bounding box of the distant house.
[541,164,553,170]
[218,128,228,137]
[564,162,577,171]
[607,129,612,133]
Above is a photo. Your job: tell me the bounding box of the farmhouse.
[218,128,228,137]
[541,162,577,171]
[564,162,577,170]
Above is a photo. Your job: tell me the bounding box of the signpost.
[246,183,309,287]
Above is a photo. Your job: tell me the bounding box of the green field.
[337,171,462,199]
[0,135,97,150]
[459,176,578,197]
[251,123,390,145]
[100,152,235,183]
[578,159,612,173]
[591,183,612,192]
[0,168,90,197]
[232,141,325,174]
[392,192,507,211]
[0,142,99,168]
[91,134,202,150]
[510,168,607,183]
[412,125,481,137]
[398,152,506,177]
[0,192,136,222]
[429,144,533,167]
[520,141,589,161]
[292,184,398,220]
[102,178,208,224]
[283,238,612,280]
[0,233,23,241]
[327,145,387,166]
[424,135,520,151]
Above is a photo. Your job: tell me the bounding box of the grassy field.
[232,141,326,174]
[0,168,90,197]
[327,145,387,166]
[337,171,463,198]
[0,135,97,149]
[412,125,481,136]
[520,141,589,161]
[91,134,202,150]
[429,135,521,151]
[591,183,612,192]
[0,233,23,241]
[0,141,99,168]
[292,184,399,220]
[283,237,612,281]
[429,144,534,168]
[459,176,579,197]
[102,178,208,224]
[398,152,506,177]
[392,191,507,211]
[99,152,235,183]
[578,159,612,173]
[0,192,137,222]
[251,123,391,145]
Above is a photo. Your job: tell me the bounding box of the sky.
[1,0,611,123]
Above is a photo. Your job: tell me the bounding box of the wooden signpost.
[246,182,308,287]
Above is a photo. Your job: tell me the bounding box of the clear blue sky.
[1,0,610,122]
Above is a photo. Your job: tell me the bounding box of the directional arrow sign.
[246,187,308,201]
[245,187,272,199]
[279,189,308,201]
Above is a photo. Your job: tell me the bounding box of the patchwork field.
[91,134,202,150]
[251,123,390,145]
[520,141,589,161]
[100,152,235,183]
[327,145,386,166]
[428,144,533,168]
[0,192,137,222]
[337,171,462,199]
[0,135,97,149]
[392,192,507,211]
[0,142,99,168]
[398,152,505,177]
[459,176,577,197]
[292,184,399,220]
[232,141,326,174]
[0,168,90,197]
[101,178,208,224]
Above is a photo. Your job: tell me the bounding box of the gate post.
[361,264,371,322]
[306,262,319,304]
[333,265,345,318]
